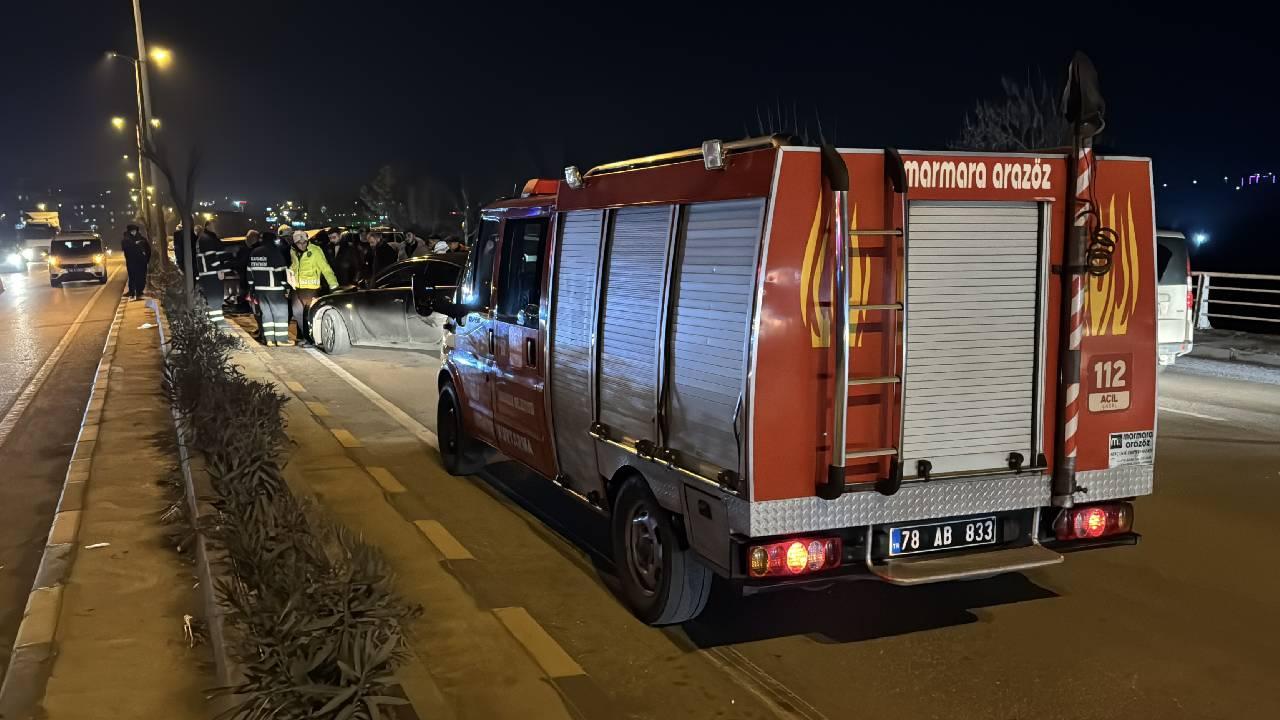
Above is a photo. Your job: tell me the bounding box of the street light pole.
[131,0,161,242]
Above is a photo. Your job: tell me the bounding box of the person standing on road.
[122,224,152,300]
[333,231,364,286]
[248,229,291,346]
[400,231,427,260]
[365,231,399,280]
[288,230,338,347]
[196,223,228,326]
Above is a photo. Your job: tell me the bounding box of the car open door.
[452,221,501,446]
[490,216,556,477]
[407,259,461,347]
[358,264,415,344]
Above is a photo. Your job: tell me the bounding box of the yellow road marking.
[493,607,585,679]
[367,466,406,494]
[285,380,306,393]
[413,520,473,560]
[330,428,362,448]
[304,401,330,416]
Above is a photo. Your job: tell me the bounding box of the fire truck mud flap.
[868,544,1062,586]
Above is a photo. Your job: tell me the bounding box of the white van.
[1156,230,1194,368]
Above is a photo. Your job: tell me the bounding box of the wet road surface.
[0,262,125,677]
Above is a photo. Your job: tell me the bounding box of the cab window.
[496,218,549,326]
[459,220,499,308]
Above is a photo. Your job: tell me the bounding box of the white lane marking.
[0,269,121,450]
[305,347,440,450]
[1158,405,1227,422]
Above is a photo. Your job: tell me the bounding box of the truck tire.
[437,383,485,475]
[317,308,351,355]
[612,475,713,625]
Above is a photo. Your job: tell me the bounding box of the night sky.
[1,1,1275,262]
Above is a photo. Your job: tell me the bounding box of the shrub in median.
[156,269,419,719]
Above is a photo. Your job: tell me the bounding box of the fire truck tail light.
[1055,502,1133,541]
[748,537,842,578]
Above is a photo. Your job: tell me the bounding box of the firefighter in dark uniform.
[195,224,228,326]
[248,230,290,346]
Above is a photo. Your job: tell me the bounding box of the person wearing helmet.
[287,230,338,347]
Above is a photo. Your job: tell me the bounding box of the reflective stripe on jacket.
[289,245,338,290]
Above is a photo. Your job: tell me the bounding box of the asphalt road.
[229,329,1280,719]
[0,261,125,678]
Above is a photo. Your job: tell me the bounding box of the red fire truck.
[422,133,1156,625]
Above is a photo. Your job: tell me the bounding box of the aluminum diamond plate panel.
[727,472,1051,537]
[1075,465,1153,502]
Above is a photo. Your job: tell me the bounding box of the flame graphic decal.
[800,195,870,348]
[1085,193,1141,337]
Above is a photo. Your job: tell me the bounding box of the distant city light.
[1193,232,1209,247]
[1191,179,1198,185]
[149,118,162,129]
[110,116,126,131]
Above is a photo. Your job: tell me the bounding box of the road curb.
[0,296,124,720]
[148,299,243,716]
[1189,344,1280,368]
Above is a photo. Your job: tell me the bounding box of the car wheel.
[437,382,485,475]
[50,278,61,288]
[612,475,712,625]
[317,308,351,355]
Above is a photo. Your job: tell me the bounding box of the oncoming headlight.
[21,248,35,261]
[5,252,21,267]
[92,253,106,264]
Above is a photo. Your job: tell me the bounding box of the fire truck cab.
[427,136,1157,625]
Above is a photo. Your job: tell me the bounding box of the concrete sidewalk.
[224,330,578,720]
[1189,328,1280,368]
[1,299,212,719]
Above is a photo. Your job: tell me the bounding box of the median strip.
[329,428,362,448]
[367,466,406,494]
[492,607,585,679]
[414,519,474,560]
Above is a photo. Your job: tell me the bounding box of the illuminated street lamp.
[148,46,171,67]
[127,171,137,181]
[111,116,127,131]
[149,117,161,129]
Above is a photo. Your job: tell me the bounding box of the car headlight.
[5,253,20,267]
[49,257,61,268]
[21,248,34,261]
[92,253,106,264]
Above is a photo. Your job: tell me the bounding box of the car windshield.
[50,238,102,254]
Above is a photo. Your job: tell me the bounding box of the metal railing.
[1192,271,1280,330]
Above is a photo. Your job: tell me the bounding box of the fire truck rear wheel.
[438,382,484,475]
[612,475,712,625]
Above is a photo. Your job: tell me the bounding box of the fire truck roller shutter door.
[550,210,606,493]
[597,205,676,444]
[902,201,1041,477]
[666,198,765,478]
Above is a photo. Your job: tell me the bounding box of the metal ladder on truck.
[817,147,909,500]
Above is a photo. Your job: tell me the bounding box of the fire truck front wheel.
[437,382,485,475]
[612,475,713,625]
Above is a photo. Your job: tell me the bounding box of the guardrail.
[1192,271,1280,330]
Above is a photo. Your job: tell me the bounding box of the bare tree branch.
[952,72,1071,152]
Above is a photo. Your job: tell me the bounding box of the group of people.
[173,223,465,348]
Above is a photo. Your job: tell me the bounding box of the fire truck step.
[849,375,900,385]
[847,229,904,238]
[848,303,903,311]
[869,544,1063,586]
[845,447,897,459]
